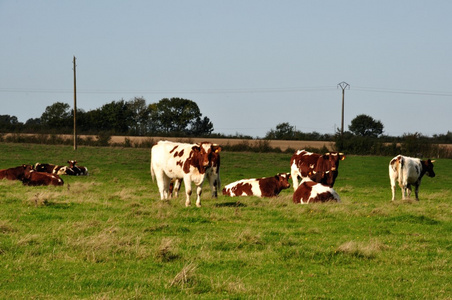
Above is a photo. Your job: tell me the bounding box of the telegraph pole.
[73,56,77,150]
[337,82,350,136]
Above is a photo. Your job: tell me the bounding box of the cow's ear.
[341,156,346,160]
[192,145,201,152]
[430,160,436,163]
[214,146,221,153]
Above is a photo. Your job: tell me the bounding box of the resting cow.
[389,155,435,201]
[290,150,345,190]
[22,170,64,186]
[222,173,291,197]
[67,160,89,176]
[0,165,33,181]
[293,178,340,204]
[150,140,221,207]
[34,163,66,175]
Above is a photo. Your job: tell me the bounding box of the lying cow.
[67,160,89,176]
[34,163,66,175]
[293,178,340,204]
[290,150,345,190]
[222,173,291,197]
[0,165,33,181]
[22,170,64,186]
[389,155,435,201]
[150,140,221,207]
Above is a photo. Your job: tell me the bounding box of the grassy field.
[0,143,451,299]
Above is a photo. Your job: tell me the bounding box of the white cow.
[150,140,221,207]
[389,155,435,201]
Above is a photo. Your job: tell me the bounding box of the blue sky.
[1,1,451,137]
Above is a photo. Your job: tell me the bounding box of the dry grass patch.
[336,239,389,259]
[0,220,17,234]
[170,262,197,289]
[155,238,180,262]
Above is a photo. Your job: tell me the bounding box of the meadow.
[0,142,451,299]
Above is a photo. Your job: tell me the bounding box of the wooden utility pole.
[73,56,77,150]
[337,82,350,137]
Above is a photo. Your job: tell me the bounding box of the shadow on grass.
[214,201,247,208]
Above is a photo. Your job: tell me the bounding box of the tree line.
[0,97,214,136]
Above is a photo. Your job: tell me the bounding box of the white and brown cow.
[389,155,435,201]
[67,160,89,176]
[290,150,345,190]
[222,173,291,198]
[150,140,221,207]
[34,163,66,175]
[170,142,221,198]
[292,178,340,204]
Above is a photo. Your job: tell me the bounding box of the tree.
[348,114,384,137]
[40,102,71,128]
[126,97,150,135]
[265,122,296,139]
[153,98,213,135]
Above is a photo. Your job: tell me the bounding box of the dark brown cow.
[22,170,64,186]
[0,165,33,181]
[290,150,345,190]
[222,173,291,197]
[293,178,341,204]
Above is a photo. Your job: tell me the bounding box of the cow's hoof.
[196,203,201,208]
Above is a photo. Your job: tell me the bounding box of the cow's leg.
[209,174,219,198]
[414,183,420,201]
[155,170,171,200]
[291,170,300,191]
[406,184,412,199]
[390,176,397,201]
[183,177,192,207]
[196,184,203,207]
[173,179,181,198]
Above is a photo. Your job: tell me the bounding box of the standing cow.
[222,173,291,197]
[290,150,345,190]
[293,178,340,204]
[150,140,221,207]
[389,155,435,201]
[170,142,221,198]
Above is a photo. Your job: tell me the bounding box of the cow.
[222,173,291,198]
[290,150,345,190]
[22,170,64,186]
[293,178,341,204]
[34,163,66,175]
[0,165,33,181]
[389,155,435,201]
[67,160,89,176]
[170,143,221,198]
[150,140,221,207]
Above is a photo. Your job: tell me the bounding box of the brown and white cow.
[34,163,66,175]
[150,140,221,207]
[22,170,64,186]
[0,165,33,181]
[67,160,89,176]
[389,155,435,201]
[170,143,221,198]
[290,150,345,190]
[293,178,340,204]
[222,173,291,198]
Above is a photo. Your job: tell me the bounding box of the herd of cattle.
[150,140,436,207]
[1,140,436,206]
[0,160,88,186]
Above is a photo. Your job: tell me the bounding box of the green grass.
[0,143,451,299]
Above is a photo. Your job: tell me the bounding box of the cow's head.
[67,160,77,168]
[312,152,345,187]
[276,173,291,189]
[423,159,435,178]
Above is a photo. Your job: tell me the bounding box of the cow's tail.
[397,156,405,187]
[150,161,155,182]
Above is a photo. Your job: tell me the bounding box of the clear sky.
[1,1,451,138]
